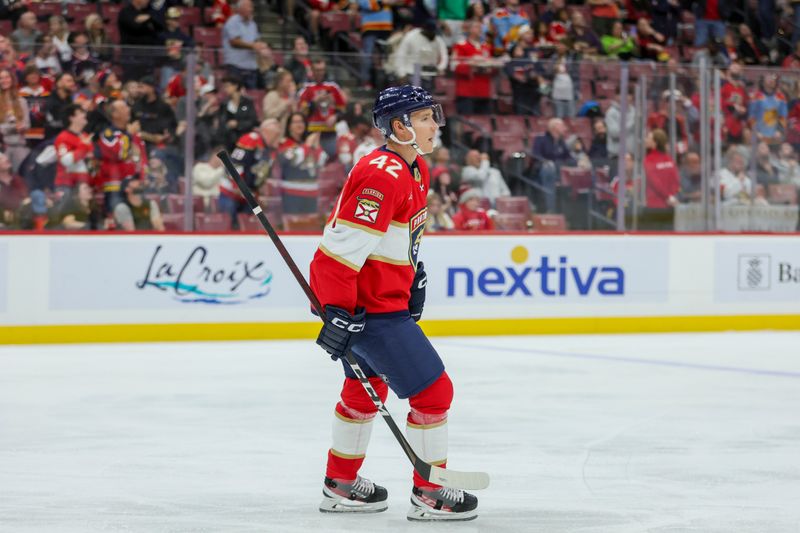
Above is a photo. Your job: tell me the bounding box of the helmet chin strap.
[389,126,429,156]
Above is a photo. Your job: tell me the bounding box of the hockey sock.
[406,371,453,489]
[326,376,388,481]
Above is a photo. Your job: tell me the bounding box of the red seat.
[161,213,185,232]
[319,11,351,35]
[67,3,98,21]
[166,194,204,214]
[563,117,593,146]
[434,77,455,97]
[262,195,283,225]
[194,26,222,48]
[494,213,529,231]
[491,130,526,158]
[180,7,202,27]
[318,161,347,187]
[768,183,798,205]
[28,2,61,18]
[560,167,593,199]
[532,214,567,232]
[101,3,122,22]
[194,212,232,231]
[237,212,265,232]
[493,115,528,138]
[496,196,531,216]
[282,213,323,232]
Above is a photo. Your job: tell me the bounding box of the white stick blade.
[428,465,490,490]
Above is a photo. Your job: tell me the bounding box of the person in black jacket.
[217,74,258,150]
[44,73,77,141]
[118,0,165,79]
[531,118,576,213]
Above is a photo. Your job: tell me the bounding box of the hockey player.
[309,85,479,521]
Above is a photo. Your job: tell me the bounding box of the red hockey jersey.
[54,129,93,188]
[310,146,429,314]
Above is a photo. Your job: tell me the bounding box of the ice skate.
[407,486,478,521]
[319,476,388,513]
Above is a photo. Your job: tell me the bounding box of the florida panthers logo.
[409,208,427,268]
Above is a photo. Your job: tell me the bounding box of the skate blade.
[406,504,478,522]
[319,496,388,514]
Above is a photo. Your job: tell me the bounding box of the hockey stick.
[217,150,489,491]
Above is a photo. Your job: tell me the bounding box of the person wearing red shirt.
[452,188,494,230]
[297,57,346,157]
[96,100,146,213]
[310,85,479,520]
[693,0,730,47]
[451,20,495,115]
[54,104,93,193]
[643,129,679,208]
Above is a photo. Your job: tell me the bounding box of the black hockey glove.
[408,262,427,322]
[316,306,366,361]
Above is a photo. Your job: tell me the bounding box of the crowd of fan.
[1,0,800,233]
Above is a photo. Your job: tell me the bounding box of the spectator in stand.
[10,11,41,55]
[569,11,601,56]
[548,8,570,43]
[32,35,62,78]
[48,15,72,63]
[505,42,544,115]
[773,142,800,186]
[297,57,346,158]
[650,0,681,43]
[114,177,165,231]
[285,36,312,86]
[277,112,327,214]
[749,73,788,145]
[192,150,225,211]
[0,151,27,229]
[692,0,730,47]
[532,118,575,213]
[691,35,730,69]
[588,118,610,166]
[488,0,529,55]
[548,43,577,118]
[451,20,495,115]
[190,85,224,158]
[720,64,749,144]
[531,20,557,57]
[647,90,694,156]
[394,20,448,92]
[210,0,233,26]
[263,68,298,133]
[144,157,174,196]
[118,0,165,79]
[65,32,101,87]
[0,0,26,28]
[438,0,470,46]
[754,141,780,186]
[0,35,23,73]
[737,24,770,66]
[86,14,114,62]
[719,148,755,204]
[59,182,101,230]
[452,188,493,230]
[353,123,383,164]
[97,100,147,212]
[636,18,668,62]
[19,65,50,147]
[782,41,800,69]
[335,115,371,172]
[588,0,621,38]
[601,20,636,60]
[217,74,258,150]
[642,129,680,210]
[424,191,455,232]
[539,0,563,25]
[605,88,636,158]
[567,134,592,169]
[222,0,268,90]
[461,149,510,207]
[219,120,281,225]
[53,104,93,194]
[258,41,281,90]
[722,28,739,62]
[44,73,76,141]
[356,0,394,87]
[679,151,703,203]
[132,75,178,153]
[0,68,30,173]
[159,7,195,89]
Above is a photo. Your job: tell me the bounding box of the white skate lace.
[438,487,464,505]
[352,476,375,497]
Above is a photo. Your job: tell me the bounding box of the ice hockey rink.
[1,332,799,533]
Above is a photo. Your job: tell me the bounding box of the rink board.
[1,233,799,344]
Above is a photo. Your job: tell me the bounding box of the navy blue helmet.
[372,85,445,138]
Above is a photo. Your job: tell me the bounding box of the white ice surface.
[1,332,799,532]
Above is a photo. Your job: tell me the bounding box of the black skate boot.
[407,486,478,521]
[319,476,388,513]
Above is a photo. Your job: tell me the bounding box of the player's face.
[410,108,439,154]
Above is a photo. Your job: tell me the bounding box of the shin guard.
[406,371,454,489]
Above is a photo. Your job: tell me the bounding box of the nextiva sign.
[447,245,624,298]
[432,239,670,304]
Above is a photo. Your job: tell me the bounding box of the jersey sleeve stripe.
[335,218,386,237]
[318,244,361,272]
[366,254,411,266]
[369,223,409,263]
